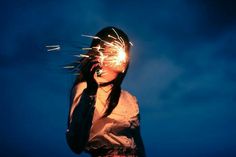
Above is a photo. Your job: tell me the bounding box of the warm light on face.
[116,46,126,65]
[80,28,132,75]
[100,43,127,73]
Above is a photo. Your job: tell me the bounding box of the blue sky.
[1,0,236,156]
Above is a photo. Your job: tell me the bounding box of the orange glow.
[81,28,131,73]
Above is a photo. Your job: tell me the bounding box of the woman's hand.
[81,57,100,94]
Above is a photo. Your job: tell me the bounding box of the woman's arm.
[66,58,99,154]
[66,88,96,154]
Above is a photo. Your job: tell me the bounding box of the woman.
[66,26,146,157]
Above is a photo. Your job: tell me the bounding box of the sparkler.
[81,28,132,75]
[46,29,133,76]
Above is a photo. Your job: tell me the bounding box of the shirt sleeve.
[66,83,96,154]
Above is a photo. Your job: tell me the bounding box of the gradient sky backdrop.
[1,0,236,157]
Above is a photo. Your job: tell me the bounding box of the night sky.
[1,0,236,157]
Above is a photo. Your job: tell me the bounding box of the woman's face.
[94,45,128,84]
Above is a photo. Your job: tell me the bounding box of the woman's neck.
[98,84,113,93]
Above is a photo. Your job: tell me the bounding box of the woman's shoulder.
[73,82,87,103]
[75,81,87,90]
[75,82,87,94]
[120,90,140,117]
[121,90,138,102]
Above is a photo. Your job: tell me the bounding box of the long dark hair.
[69,26,131,117]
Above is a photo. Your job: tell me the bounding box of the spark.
[129,42,133,46]
[81,34,100,39]
[63,65,74,69]
[82,47,92,50]
[108,34,117,40]
[112,28,120,40]
[73,54,90,58]
[92,45,102,51]
[46,45,60,51]
[79,54,90,58]
[111,28,124,47]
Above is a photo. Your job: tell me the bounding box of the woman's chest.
[93,92,134,122]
